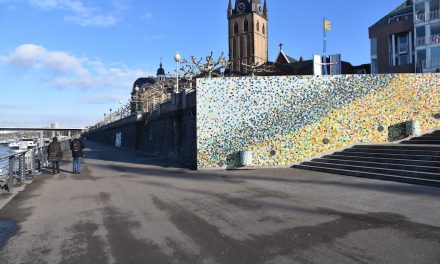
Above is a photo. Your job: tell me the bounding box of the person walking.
[70,137,85,174]
[47,137,63,175]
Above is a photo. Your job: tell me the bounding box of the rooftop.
[370,0,413,29]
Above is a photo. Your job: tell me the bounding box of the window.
[432,47,440,67]
[244,19,248,32]
[370,38,377,56]
[398,34,408,54]
[371,58,378,74]
[240,36,244,58]
[398,54,409,65]
[256,21,260,32]
[234,22,238,35]
[416,26,426,46]
[233,38,237,59]
[262,24,266,35]
[417,49,427,71]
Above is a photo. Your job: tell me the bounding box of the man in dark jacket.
[47,137,63,175]
[70,137,85,174]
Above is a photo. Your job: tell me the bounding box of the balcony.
[431,33,440,44]
[431,10,440,20]
[415,12,426,23]
[417,36,427,46]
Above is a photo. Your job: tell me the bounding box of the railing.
[416,36,426,46]
[430,9,440,20]
[398,45,408,53]
[0,140,70,193]
[415,12,426,23]
[431,33,440,44]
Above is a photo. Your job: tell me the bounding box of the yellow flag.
[324,20,331,31]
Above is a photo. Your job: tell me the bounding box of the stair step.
[345,148,440,156]
[402,140,440,145]
[352,144,440,151]
[335,151,440,162]
[301,161,440,180]
[293,164,440,187]
[409,136,440,140]
[324,155,440,168]
[313,158,440,173]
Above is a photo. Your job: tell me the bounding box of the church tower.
[228,0,268,73]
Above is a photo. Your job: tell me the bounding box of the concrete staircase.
[400,130,440,145]
[293,130,440,187]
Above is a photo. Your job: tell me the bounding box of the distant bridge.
[0,127,84,132]
[0,127,85,142]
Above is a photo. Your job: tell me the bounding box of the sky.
[0,0,405,128]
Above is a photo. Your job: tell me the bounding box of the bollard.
[239,150,253,167]
[406,120,421,136]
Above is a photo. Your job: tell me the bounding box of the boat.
[20,138,38,150]
[8,138,38,153]
[8,141,24,153]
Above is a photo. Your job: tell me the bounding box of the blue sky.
[0,0,404,127]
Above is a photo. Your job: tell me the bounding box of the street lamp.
[174,52,181,93]
[135,85,140,117]
[109,108,112,122]
[104,113,107,125]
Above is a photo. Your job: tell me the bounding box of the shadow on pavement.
[83,141,190,170]
[83,141,440,198]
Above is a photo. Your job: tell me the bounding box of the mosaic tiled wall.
[197,74,440,169]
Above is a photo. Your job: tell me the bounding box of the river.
[0,146,10,157]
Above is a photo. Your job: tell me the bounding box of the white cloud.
[2,44,46,69]
[1,44,146,92]
[64,13,118,27]
[28,0,89,13]
[27,0,122,27]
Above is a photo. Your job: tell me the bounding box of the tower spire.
[228,0,233,18]
[263,0,268,18]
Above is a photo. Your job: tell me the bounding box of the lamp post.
[104,113,107,125]
[174,52,181,93]
[135,85,140,117]
[109,108,112,122]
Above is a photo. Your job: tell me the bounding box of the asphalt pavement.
[0,141,439,264]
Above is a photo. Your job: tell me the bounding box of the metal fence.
[0,140,70,193]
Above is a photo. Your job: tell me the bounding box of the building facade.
[370,0,440,73]
[413,0,440,72]
[369,1,415,74]
[228,0,268,74]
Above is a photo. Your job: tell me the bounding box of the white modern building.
[369,0,440,73]
[414,0,440,72]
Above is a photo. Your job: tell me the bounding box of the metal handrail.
[0,140,71,193]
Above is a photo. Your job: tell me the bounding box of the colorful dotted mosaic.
[197,74,440,168]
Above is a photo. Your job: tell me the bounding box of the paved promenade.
[0,141,439,264]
